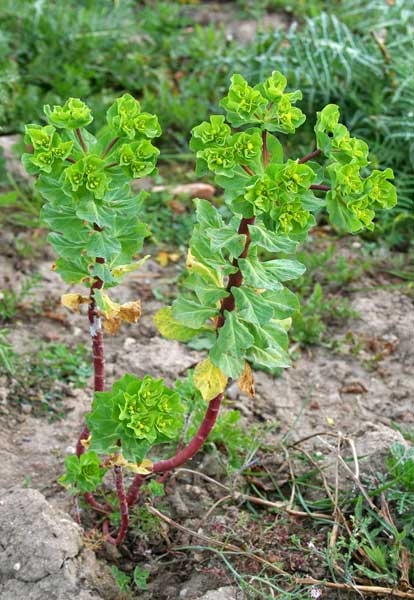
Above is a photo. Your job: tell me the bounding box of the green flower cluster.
[119,140,160,178]
[221,72,305,134]
[65,154,110,199]
[107,93,161,140]
[22,95,161,288]
[191,116,262,175]
[86,374,184,461]
[243,161,316,236]
[44,98,93,129]
[58,451,106,494]
[316,105,397,232]
[24,124,73,173]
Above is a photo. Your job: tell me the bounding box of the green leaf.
[248,223,298,253]
[206,226,246,258]
[154,307,207,342]
[265,133,284,163]
[194,198,224,229]
[248,344,291,370]
[231,286,273,325]
[184,273,229,305]
[261,288,300,319]
[86,230,121,261]
[210,311,254,378]
[54,257,92,285]
[172,297,218,329]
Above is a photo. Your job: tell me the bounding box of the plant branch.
[262,130,269,166]
[242,164,254,176]
[103,466,129,545]
[66,156,76,164]
[76,128,88,153]
[101,136,120,158]
[299,148,321,164]
[104,162,119,169]
[310,184,330,191]
[126,393,223,506]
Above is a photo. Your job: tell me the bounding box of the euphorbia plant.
[23,72,396,545]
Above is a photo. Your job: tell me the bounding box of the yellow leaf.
[61,293,90,312]
[238,361,255,398]
[126,458,153,475]
[326,416,335,426]
[96,291,141,334]
[193,357,227,402]
[156,251,180,267]
[119,300,141,324]
[80,435,91,449]
[111,255,150,278]
[103,317,121,335]
[154,307,201,342]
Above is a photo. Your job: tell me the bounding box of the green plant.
[0,328,15,373]
[0,273,41,322]
[23,72,396,548]
[1,341,93,417]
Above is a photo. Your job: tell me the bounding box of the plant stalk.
[103,466,129,544]
[299,148,321,164]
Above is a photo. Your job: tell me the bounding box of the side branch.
[262,130,269,166]
[102,136,120,158]
[299,148,321,164]
[127,393,223,506]
[76,128,88,153]
[310,184,330,191]
[103,466,129,544]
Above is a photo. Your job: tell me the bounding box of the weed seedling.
[23,73,396,548]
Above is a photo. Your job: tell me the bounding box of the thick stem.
[298,148,321,164]
[103,466,129,545]
[310,184,330,191]
[101,136,120,158]
[217,216,255,328]
[126,393,223,506]
[76,128,88,154]
[76,258,105,458]
[127,215,256,507]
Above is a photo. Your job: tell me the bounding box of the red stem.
[126,215,256,507]
[242,164,254,176]
[76,128,88,154]
[126,393,223,506]
[103,466,129,545]
[262,130,269,166]
[101,136,120,158]
[310,184,330,191]
[104,162,119,169]
[217,216,255,328]
[66,156,76,164]
[299,148,321,164]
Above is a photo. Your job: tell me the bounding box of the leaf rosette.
[58,451,106,494]
[86,374,184,461]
